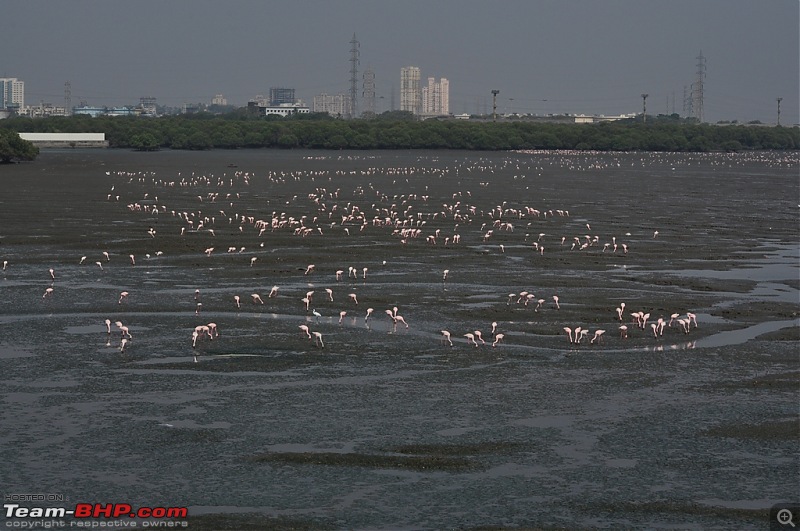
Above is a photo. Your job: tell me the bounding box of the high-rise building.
[422,77,449,116]
[270,87,296,106]
[212,94,227,106]
[313,93,351,117]
[0,78,25,111]
[400,67,421,115]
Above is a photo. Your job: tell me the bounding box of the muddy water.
[0,149,797,529]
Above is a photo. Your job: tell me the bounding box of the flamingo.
[105,319,112,334]
[325,288,334,301]
[269,286,279,298]
[339,310,347,324]
[251,293,264,304]
[552,295,560,310]
[492,333,505,347]
[312,331,324,348]
[234,295,241,308]
[119,291,129,304]
[563,327,574,344]
[619,325,628,339]
[298,325,311,339]
[349,293,358,305]
[42,287,54,298]
[304,264,315,275]
[394,315,409,328]
[464,333,478,347]
[365,308,374,322]
[49,268,55,280]
[590,330,605,344]
[441,330,453,346]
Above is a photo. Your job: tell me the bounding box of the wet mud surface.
[0,149,798,529]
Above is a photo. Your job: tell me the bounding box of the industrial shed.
[18,132,108,148]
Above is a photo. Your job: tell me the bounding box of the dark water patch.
[246,450,477,471]
[186,513,334,531]
[714,370,800,391]
[387,441,523,457]
[701,418,800,441]
[579,500,766,526]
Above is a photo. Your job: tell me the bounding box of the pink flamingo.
[349,293,358,305]
[552,295,560,310]
[474,330,485,344]
[365,308,374,322]
[312,331,324,348]
[269,286,279,298]
[441,330,453,346]
[464,333,478,347]
[252,293,264,305]
[304,264,315,275]
[119,291,129,304]
[339,310,347,324]
[619,325,628,339]
[42,287,54,298]
[492,333,505,347]
[563,327,573,344]
[207,323,218,338]
[590,330,605,344]
[394,315,409,328]
[325,288,334,301]
[105,319,111,334]
[299,325,311,339]
[234,295,241,308]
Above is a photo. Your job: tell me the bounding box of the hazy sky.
[3,0,798,124]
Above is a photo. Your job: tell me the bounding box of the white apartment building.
[212,94,227,106]
[1,78,25,111]
[400,66,421,115]
[422,77,449,116]
[313,93,351,117]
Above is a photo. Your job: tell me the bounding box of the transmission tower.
[349,33,360,119]
[641,93,649,123]
[64,81,71,116]
[691,51,706,122]
[682,85,692,117]
[362,66,376,115]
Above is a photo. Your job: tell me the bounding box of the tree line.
[1,112,797,157]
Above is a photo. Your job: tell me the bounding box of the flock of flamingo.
[7,153,708,360]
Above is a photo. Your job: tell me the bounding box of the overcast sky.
[3,0,798,124]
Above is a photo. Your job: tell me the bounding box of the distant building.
[270,87,296,106]
[212,94,227,106]
[18,132,108,148]
[248,101,309,117]
[22,102,67,118]
[313,93,351,117]
[400,67,421,115]
[0,77,25,112]
[422,77,449,116]
[139,97,157,116]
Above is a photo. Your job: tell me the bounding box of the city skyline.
[2,0,797,124]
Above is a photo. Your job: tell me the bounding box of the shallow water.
[0,149,798,529]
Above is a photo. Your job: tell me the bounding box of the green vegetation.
[2,112,797,152]
[0,129,39,162]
